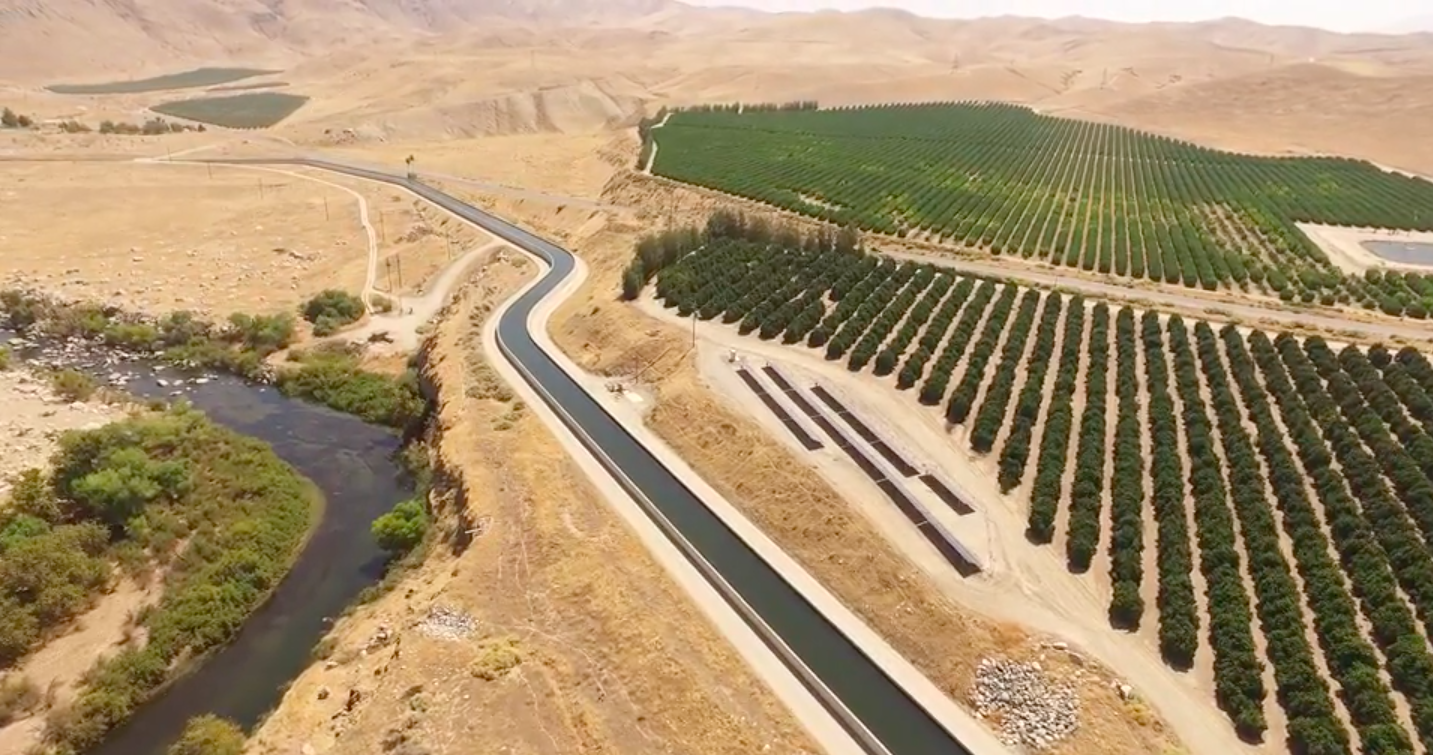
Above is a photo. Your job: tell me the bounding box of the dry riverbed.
[0,365,125,500]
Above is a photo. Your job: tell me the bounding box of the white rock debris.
[416,605,476,641]
[971,657,1080,751]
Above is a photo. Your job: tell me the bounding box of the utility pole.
[258,179,265,199]
[379,211,387,242]
[206,162,213,180]
[395,253,403,294]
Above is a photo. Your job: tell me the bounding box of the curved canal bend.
[210,158,976,755]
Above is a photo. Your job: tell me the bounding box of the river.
[1,332,412,755]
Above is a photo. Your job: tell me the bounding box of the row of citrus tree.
[638,227,1433,748]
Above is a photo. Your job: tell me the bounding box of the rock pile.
[417,605,476,641]
[971,657,1079,750]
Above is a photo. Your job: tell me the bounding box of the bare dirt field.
[327,131,628,201]
[245,251,813,755]
[0,159,495,324]
[0,160,369,317]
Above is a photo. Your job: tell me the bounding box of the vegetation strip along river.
[1,331,411,755]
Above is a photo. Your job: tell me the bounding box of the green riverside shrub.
[0,407,319,751]
[167,714,246,755]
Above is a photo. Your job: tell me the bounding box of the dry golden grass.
[439,166,1185,755]
[0,161,369,317]
[246,252,811,755]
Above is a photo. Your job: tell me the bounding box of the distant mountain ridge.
[0,0,690,82]
[3,0,1432,84]
[1380,14,1433,34]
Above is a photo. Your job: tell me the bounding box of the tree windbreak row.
[634,214,1433,752]
[649,101,1433,315]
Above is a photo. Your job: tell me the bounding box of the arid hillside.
[0,0,682,81]
[10,3,1427,173]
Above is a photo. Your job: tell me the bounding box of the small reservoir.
[1361,240,1433,266]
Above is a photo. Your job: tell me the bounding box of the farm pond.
[1361,240,1433,266]
[1,331,410,755]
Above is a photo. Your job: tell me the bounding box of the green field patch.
[207,81,290,93]
[150,92,310,129]
[46,67,280,95]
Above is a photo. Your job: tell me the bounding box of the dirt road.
[883,248,1433,344]
[344,238,506,352]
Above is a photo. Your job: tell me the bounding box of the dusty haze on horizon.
[689,0,1422,33]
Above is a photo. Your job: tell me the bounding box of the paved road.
[207,157,979,755]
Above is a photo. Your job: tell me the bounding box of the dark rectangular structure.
[759,364,980,576]
[919,474,975,516]
[735,369,823,451]
[809,385,920,477]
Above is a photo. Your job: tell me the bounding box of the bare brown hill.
[0,0,684,82]
[6,3,1433,183]
[1079,62,1433,174]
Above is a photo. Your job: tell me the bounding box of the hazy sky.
[690,0,1420,33]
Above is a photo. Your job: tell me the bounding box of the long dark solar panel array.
[919,475,974,516]
[809,385,920,477]
[806,384,975,517]
[760,364,981,576]
[735,368,824,451]
[762,365,821,416]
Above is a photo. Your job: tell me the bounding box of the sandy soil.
[0,577,161,755]
[245,246,815,755]
[0,366,138,755]
[327,132,626,201]
[0,366,125,499]
[1297,222,1433,276]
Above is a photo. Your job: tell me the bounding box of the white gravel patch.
[416,605,477,641]
[972,656,1080,751]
